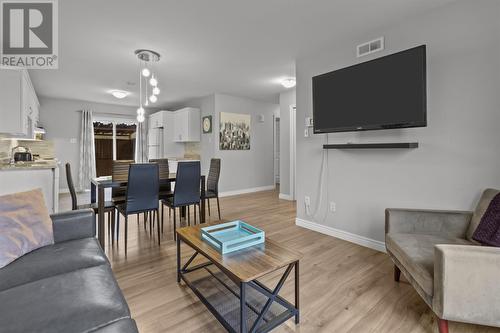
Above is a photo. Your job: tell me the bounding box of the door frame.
[273,115,280,187]
[289,105,296,200]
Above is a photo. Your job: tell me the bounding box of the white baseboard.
[219,185,275,198]
[279,193,294,201]
[295,217,386,253]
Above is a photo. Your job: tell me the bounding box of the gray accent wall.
[181,93,279,193]
[279,89,295,197]
[295,0,500,243]
[39,97,137,190]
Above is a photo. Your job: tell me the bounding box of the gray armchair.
[385,189,500,333]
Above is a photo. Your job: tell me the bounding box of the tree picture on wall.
[219,112,250,150]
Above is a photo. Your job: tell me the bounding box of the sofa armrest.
[385,208,472,238]
[433,245,500,326]
[51,209,96,243]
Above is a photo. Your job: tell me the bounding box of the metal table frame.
[176,237,300,333]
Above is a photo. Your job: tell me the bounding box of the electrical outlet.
[329,201,336,212]
[70,138,77,144]
[304,196,311,206]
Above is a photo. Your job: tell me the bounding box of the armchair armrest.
[385,208,472,238]
[433,245,500,326]
[50,209,95,243]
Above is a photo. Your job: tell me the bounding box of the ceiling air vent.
[356,37,384,58]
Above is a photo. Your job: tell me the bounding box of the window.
[93,117,137,177]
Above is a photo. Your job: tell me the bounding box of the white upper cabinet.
[148,111,165,129]
[173,107,200,142]
[0,67,39,137]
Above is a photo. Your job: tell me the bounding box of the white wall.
[39,97,137,190]
[295,0,500,245]
[181,93,279,194]
[279,89,295,197]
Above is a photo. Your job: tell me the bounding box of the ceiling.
[29,0,456,108]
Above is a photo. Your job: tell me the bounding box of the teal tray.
[201,220,265,254]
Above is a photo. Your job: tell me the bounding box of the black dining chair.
[204,158,221,220]
[149,158,173,232]
[65,163,117,242]
[115,163,160,254]
[161,161,201,240]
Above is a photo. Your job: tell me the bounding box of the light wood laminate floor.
[59,189,498,333]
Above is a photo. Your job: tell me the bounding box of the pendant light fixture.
[135,49,161,122]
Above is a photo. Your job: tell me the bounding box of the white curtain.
[78,110,96,191]
[135,121,148,163]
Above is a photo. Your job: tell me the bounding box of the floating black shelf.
[323,142,419,149]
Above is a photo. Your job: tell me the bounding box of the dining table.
[90,173,206,248]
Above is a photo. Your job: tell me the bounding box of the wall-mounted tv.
[312,45,427,134]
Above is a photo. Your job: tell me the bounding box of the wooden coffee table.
[176,222,302,333]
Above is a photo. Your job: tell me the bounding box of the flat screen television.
[312,45,427,134]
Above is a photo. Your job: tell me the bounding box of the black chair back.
[125,163,159,214]
[65,163,78,210]
[173,161,201,206]
[207,158,221,195]
[112,160,134,199]
[149,158,171,192]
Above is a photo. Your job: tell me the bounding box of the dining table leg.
[97,185,105,248]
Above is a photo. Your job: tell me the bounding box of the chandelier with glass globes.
[134,49,161,122]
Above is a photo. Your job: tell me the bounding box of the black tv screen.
[312,45,427,133]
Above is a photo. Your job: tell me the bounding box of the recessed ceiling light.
[281,78,296,88]
[109,90,130,99]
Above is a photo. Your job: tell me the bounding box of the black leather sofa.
[0,209,138,333]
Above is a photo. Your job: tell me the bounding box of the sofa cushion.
[0,265,130,333]
[386,233,471,296]
[466,188,500,242]
[0,188,54,268]
[0,237,108,292]
[90,318,139,333]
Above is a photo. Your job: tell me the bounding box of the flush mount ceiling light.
[281,78,296,88]
[109,90,130,99]
[135,49,161,122]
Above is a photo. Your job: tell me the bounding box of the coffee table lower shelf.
[181,265,296,333]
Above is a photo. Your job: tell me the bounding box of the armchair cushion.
[466,188,500,242]
[386,233,471,296]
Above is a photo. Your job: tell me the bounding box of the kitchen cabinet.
[173,107,201,142]
[148,111,165,129]
[0,67,39,138]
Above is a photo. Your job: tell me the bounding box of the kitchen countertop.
[0,160,59,170]
[167,156,200,161]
